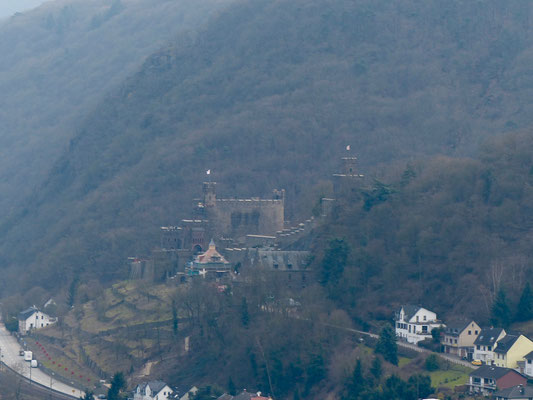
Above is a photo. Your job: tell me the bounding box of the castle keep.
[201,182,285,240]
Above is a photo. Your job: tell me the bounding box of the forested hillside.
[4,0,533,299]
[0,0,232,214]
[316,131,533,324]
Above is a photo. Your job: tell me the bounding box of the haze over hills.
[3,0,533,307]
[0,0,233,216]
[0,0,47,18]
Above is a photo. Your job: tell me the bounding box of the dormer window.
[423,315,426,321]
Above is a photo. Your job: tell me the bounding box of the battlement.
[216,198,283,204]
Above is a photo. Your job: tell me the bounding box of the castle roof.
[196,240,229,265]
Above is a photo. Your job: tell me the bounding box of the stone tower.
[203,182,217,207]
[333,151,364,196]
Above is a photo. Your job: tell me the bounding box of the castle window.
[273,263,278,269]
[287,263,293,270]
[251,210,260,226]
[231,212,242,228]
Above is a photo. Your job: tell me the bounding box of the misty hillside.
[0,0,232,214]
[313,130,533,324]
[3,0,533,296]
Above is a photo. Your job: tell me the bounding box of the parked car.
[471,359,482,366]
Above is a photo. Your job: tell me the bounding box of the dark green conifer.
[516,282,533,322]
[375,324,398,365]
[491,288,511,327]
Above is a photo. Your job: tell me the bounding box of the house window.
[468,330,472,335]
[528,360,532,364]
[488,346,491,351]
[423,315,426,321]
[416,316,419,322]
[422,326,428,333]
[475,330,478,334]
[454,339,458,344]
[476,345,480,350]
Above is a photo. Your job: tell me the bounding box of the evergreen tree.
[370,356,382,381]
[383,375,411,400]
[304,354,326,395]
[342,359,366,400]
[407,375,432,399]
[491,288,511,327]
[227,377,236,396]
[516,282,533,322]
[425,354,439,371]
[107,372,126,400]
[320,238,350,287]
[375,324,398,365]
[241,297,250,327]
[172,299,179,335]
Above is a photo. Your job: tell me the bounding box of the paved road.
[0,325,83,398]
[323,322,475,369]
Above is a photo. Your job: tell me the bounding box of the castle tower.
[272,189,285,203]
[340,156,358,175]
[333,149,364,197]
[203,182,217,207]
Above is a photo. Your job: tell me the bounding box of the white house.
[473,328,506,364]
[395,305,443,344]
[134,381,173,400]
[18,306,56,335]
[523,352,533,377]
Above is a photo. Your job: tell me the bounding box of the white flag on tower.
[346,145,351,151]
[206,169,211,175]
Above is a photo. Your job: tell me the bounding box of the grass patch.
[398,357,412,368]
[429,365,470,389]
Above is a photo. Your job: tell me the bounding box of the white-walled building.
[473,328,506,364]
[523,352,533,377]
[18,306,56,335]
[134,381,173,400]
[395,305,443,344]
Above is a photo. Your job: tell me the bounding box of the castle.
[132,150,364,283]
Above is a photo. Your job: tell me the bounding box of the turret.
[333,148,364,196]
[203,182,216,207]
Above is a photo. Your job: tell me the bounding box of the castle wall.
[208,199,284,239]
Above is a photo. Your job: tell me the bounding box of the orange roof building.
[186,239,231,277]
